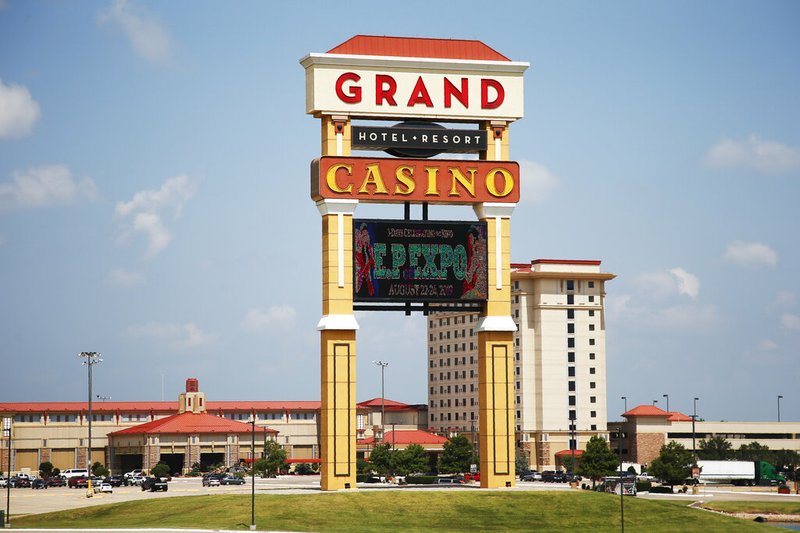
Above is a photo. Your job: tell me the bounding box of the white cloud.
[0,165,97,211]
[668,267,700,299]
[633,267,700,300]
[127,321,215,351]
[242,305,297,331]
[97,0,172,63]
[519,160,559,204]
[706,134,800,174]
[723,240,778,268]
[773,291,797,308]
[782,313,800,331]
[115,174,194,257]
[757,339,778,352]
[106,268,144,287]
[0,79,41,139]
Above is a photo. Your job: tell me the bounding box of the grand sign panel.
[311,156,519,204]
[353,219,488,302]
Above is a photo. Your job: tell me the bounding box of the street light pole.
[692,397,699,463]
[778,395,783,423]
[619,398,624,533]
[4,417,10,528]
[372,361,389,442]
[250,416,255,531]
[663,394,669,413]
[621,396,627,413]
[78,352,102,498]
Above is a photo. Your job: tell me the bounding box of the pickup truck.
[141,477,168,492]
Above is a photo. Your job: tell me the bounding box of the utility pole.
[372,361,389,442]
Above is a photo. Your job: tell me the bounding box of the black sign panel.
[352,123,487,158]
[353,219,488,302]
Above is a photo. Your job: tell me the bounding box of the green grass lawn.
[704,501,800,515]
[13,491,787,532]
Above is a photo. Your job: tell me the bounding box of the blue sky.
[1,1,798,423]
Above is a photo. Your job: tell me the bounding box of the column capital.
[477,316,517,332]
[473,202,516,220]
[317,314,360,331]
[316,199,358,216]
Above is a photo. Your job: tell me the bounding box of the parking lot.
[3,476,797,519]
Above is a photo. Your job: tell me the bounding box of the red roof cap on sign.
[356,398,410,409]
[327,35,510,61]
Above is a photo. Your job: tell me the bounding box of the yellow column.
[474,202,516,488]
[317,172,358,489]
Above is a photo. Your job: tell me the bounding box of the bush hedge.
[406,475,437,485]
[649,485,674,494]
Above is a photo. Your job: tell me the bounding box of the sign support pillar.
[474,202,516,489]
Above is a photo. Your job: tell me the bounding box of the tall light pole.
[618,397,624,533]
[372,360,389,442]
[663,394,669,413]
[621,396,627,413]
[692,397,699,463]
[78,351,102,498]
[4,417,10,528]
[249,415,256,531]
[777,395,783,423]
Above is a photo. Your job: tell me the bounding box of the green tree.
[258,440,288,477]
[394,444,429,476]
[576,436,619,488]
[515,453,530,476]
[150,462,170,478]
[39,461,54,479]
[649,441,693,487]
[736,442,771,462]
[357,457,372,475]
[368,443,394,477]
[698,435,733,460]
[438,435,473,474]
[92,461,110,477]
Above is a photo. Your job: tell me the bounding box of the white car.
[124,469,144,479]
[0,476,7,488]
[94,483,113,493]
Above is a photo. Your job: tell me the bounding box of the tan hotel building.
[427,259,615,470]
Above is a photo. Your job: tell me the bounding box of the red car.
[68,476,89,488]
[464,472,481,482]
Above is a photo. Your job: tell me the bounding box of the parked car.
[202,474,224,487]
[565,473,582,483]
[221,475,246,485]
[141,477,168,492]
[124,469,144,479]
[94,482,113,493]
[436,476,465,484]
[126,474,145,486]
[31,478,48,489]
[62,468,89,479]
[68,476,89,489]
[541,471,567,483]
[12,476,31,488]
[464,472,481,482]
[46,476,67,487]
[521,471,542,482]
[104,475,124,487]
[0,476,7,488]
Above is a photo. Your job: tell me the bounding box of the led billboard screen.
[353,219,488,303]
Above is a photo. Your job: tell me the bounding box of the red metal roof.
[623,405,671,418]
[356,398,410,409]
[108,412,277,436]
[0,400,321,414]
[555,449,585,457]
[327,35,510,62]
[360,429,448,446]
[667,411,693,422]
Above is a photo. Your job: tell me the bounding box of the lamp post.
[778,395,783,423]
[78,351,102,498]
[618,398,625,533]
[4,417,10,528]
[372,360,389,442]
[250,416,256,531]
[621,396,627,413]
[692,397,699,462]
[663,394,669,413]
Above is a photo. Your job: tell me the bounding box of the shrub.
[405,475,437,485]
[635,481,652,492]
